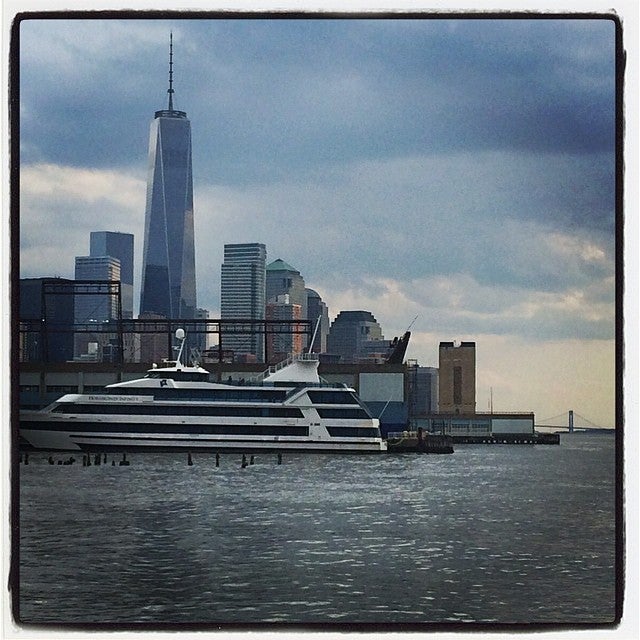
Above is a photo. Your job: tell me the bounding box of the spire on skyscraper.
[167,32,175,111]
[154,32,186,120]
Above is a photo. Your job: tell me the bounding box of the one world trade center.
[140,34,196,319]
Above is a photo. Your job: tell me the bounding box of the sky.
[14,10,622,428]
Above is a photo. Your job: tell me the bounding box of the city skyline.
[16,14,620,427]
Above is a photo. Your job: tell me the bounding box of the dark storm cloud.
[348,18,616,154]
[19,20,163,168]
[19,17,615,177]
[18,14,617,343]
[254,150,615,291]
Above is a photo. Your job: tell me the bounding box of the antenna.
[309,316,322,353]
[167,32,175,110]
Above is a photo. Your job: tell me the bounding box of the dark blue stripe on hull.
[70,442,385,454]
[18,436,386,454]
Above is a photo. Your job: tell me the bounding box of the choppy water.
[16,432,618,627]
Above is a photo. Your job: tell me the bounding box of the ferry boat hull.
[19,332,387,454]
[19,414,387,454]
[19,427,386,454]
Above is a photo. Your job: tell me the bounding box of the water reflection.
[19,436,616,625]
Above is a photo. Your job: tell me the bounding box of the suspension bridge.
[535,410,613,432]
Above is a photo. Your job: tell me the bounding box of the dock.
[451,432,559,445]
[386,429,454,454]
[385,429,560,452]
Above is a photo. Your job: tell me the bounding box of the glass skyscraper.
[220,243,267,361]
[90,231,134,319]
[140,35,196,319]
[74,255,122,359]
[74,256,121,324]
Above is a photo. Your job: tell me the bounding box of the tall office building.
[220,243,267,361]
[19,278,75,363]
[139,34,196,320]
[90,231,134,318]
[438,341,476,414]
[266,259,307,317]
[327,310,385,363]
[74,256,121,324]
[407,364,439,416]
[138,311,171,365]
[265,294,303,363]
[74,256,121,359]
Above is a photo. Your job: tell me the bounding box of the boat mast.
[308,316,322,353]
[175,328,186,367]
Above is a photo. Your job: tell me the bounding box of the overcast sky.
[16,12,620,427]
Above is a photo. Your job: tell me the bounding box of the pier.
[385,429,560,451]
[452,432,559,445]
[386,429,454,454]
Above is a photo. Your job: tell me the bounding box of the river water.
[15,432,619,628]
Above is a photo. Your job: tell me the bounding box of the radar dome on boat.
[175,328,185,340]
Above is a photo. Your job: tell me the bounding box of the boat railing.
[296,352,320,362]
[387,430,419,440]
[251,352,319,383]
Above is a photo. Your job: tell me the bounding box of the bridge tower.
[569,410,574,433]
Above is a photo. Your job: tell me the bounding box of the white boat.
[20,330,387,454]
